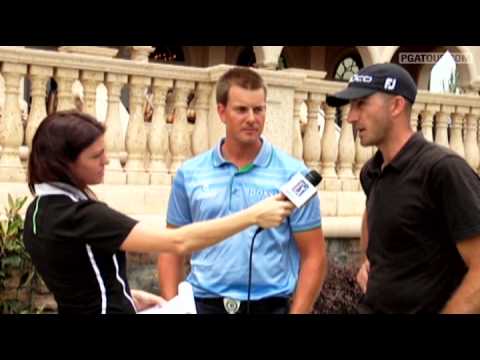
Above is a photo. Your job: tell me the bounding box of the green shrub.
[0,195,44,314]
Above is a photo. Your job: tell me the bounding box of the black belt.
[195,296,289,314]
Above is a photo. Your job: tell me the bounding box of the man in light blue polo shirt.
[157,67,327,314]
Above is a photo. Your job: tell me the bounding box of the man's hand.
[356,259,370,294]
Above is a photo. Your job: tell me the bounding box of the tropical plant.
[0,195,43,314]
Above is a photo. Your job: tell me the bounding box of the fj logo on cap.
[384,78,397,90]
[350,74,373,84]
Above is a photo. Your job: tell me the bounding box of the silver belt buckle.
[223,297,241,314]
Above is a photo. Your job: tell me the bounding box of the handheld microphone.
[246,169,322,313]
[256,169,322,233]
[280,169,323,208]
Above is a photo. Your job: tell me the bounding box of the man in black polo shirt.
[326,63,480,313]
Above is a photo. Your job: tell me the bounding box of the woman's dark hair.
[27,110,106,195]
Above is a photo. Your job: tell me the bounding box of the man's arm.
[356,210,370,293]
[441,234,480,314]
[157,225,185,300]
[289,227,327,314]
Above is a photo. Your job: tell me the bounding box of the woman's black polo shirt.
[360,132,480,313]
[23,194,139,314]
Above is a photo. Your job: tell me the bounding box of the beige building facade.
[1,46,480,238]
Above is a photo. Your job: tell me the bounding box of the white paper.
[138,282,197,314]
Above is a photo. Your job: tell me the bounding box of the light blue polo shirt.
[167,137,322,300]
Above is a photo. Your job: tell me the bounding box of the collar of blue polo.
[212,136,273,169]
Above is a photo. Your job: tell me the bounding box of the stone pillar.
[80,70,104,118]
[0,63,27,181]
[170,80,195,173]
[303,92,322,173]
[192,82,213,156]
[130,46,155,62]
[421,105,437,142]
[337,104,356,191]
[148,78,173,185]
[55,68,79,111]
[354,133,374,185]
[26,65,52,148]
[450,109,465,158]
[253,46,283,70]
[434,106,451,148]
[125,75,151,185]
[292,91,307,160]
[104,73,128,184]
[321,104,339,191]
[464,107,479,171]
[410,103,423,132]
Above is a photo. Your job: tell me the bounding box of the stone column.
[253,46,284,70]
[80,70,104,118]
[434,106,451,148]
[0,62,27,181]
[292,91,307,160]
[125,75,151,184]
[321,104,339,191]
[337,104,356,191]
[104,73,128,184]
[192,82,213,156]
[130,46,155,62]
[410,103,423,132]
[170,80,195,174]
[421,105,438,142]
[26,65,52,148]
[450,109,465,158]
[55,68,79,111]
[148,78,173,185]
[303,93,322,173]
[464,107,479,171]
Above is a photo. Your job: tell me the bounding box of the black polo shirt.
[23,195,139,314]
[360,132,480,313]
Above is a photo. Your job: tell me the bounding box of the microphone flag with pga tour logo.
[280,170,322,208]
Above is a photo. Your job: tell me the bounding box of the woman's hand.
[250,194,295,229]
[131,289,167,312]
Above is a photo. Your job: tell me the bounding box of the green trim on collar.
[238,163,254,174]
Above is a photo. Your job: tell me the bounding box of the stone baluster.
[170,80,195,173]
[434,106,451,148]
[474,107,480,173]
[303,93,322,173]
[125,75,150,184]
[337,104,357,191]
[421,105,436,142]
[320,104,339,191]
[26,65,52,148]
[148,78,173,185]
[55,68,79,111]
[450,108,465,158]
[292,91,307,160]
[354,133,375,180]
[464,106,479,171]
[80,70,103,118]
[410,103,423,132]
[104,73,128,184]
[192,82,213,156]
[0,63,27,181]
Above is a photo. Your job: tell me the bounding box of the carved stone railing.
[1,47,480,238]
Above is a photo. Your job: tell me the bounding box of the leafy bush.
[0,195,44,314]
[313,261,363,314]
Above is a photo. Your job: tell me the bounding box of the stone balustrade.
[1,47,480,238]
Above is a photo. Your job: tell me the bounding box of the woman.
[23,110,293,314]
